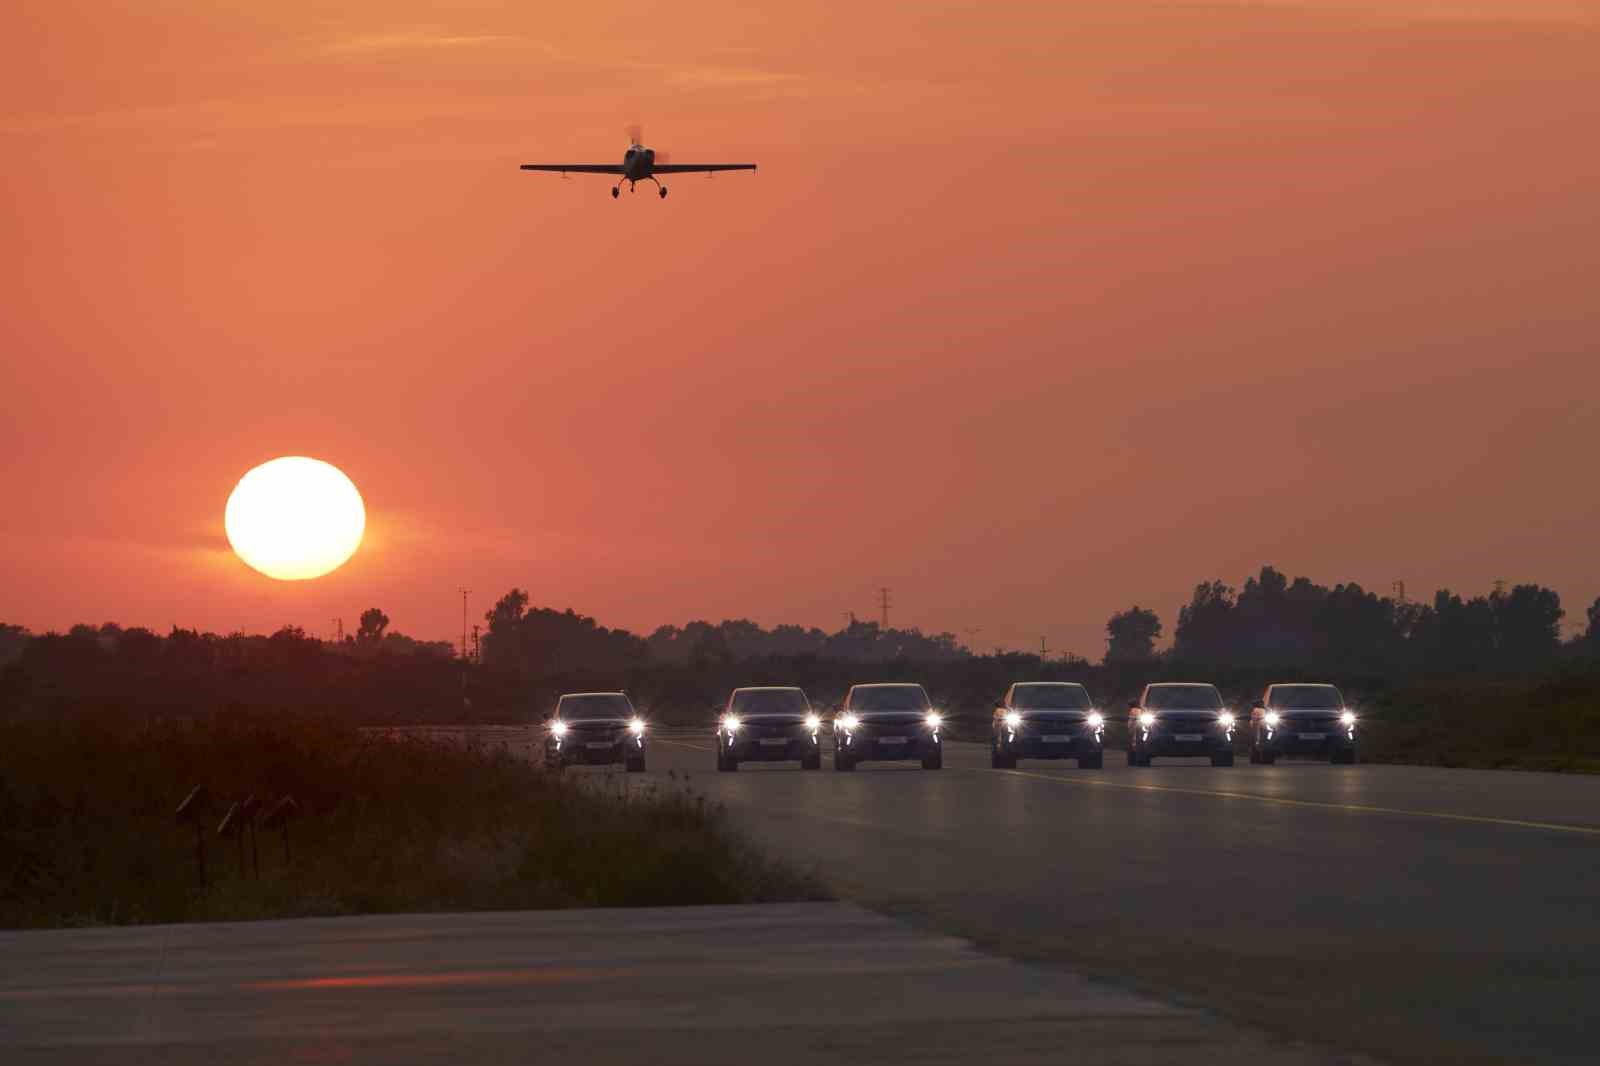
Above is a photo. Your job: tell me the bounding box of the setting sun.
[224,457,365,581]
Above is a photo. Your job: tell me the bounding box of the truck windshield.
[1269,685,1343,710]
[730,689,810,714]
[851,686,931,711]
[1011,684,1092,710]
[557,694,633,718]
[1145,685,1223,710]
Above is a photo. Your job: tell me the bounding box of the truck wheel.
[1259,750,1276,766]
[1211,751,1234,767]
[625,755,646,773]
[801,752,821,770]
[1078,753,1103,770]
[921,750,943,770]
[834,750,855,772]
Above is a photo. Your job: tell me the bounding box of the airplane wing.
[519,164,626,174]
[649,164,757,174]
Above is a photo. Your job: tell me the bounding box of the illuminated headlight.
[1138,712,1155,728]
[629,717,646,736]
[1004,711,1022,729]
[840,713,860,731]
[1218,711,1235,729]
[1264,712,1280,727]
[804,713,821,731]
[722,715,741,732]
[550,720,568,738]
[925,711,943,729]
[1086,711,1104,729]
[1341,711,1357,728]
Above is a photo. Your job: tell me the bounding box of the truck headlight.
[840,713,860,731]
[1341,711,1356,728]
[1138,712,1155,728]
[1004,711,1022,729]
[925,711,943,729]
[804,713,821,731]
[1264,711,1280,727]
[629,717,646,736]
[1218,711,1235,728]
[722,715,741,732]
[550,720,567,738]
[1086,711,1104,729]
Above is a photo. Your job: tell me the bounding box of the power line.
[879,587,891,629]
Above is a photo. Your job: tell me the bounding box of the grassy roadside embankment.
[0,714,824,929]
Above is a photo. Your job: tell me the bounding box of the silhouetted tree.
[1104,606,1161,664]
[1173,580,1237,663]
[0,624,29,669]
[1588,596,1600,654]
[482,589,531,668]
[1492,584,1563,666]
[356,608,390,645]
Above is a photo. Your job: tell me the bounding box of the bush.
[0,714,823,928]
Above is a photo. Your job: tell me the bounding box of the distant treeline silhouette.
[2,568,1597,733]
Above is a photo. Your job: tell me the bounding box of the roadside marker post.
[174,785,211,890]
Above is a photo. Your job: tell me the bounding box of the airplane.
[519,132,756,199]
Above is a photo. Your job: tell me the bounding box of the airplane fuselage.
[621,144,655,181]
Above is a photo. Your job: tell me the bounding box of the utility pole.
[1039,635,1049,662]
[332,618,344,643]
[1392,581,1406,606]
[879,587,892,629]
[457,587,471,660]
[471,624,481,664]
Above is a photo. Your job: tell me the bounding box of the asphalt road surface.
[1,904,1372,1065]
[651,735,1600,1066]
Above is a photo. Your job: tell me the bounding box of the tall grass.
[0,714,823,928]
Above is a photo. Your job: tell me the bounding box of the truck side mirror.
[1126,699,1139,711]
[1253,701,1266,711]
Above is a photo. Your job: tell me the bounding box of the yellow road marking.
[1000,768,1600,837]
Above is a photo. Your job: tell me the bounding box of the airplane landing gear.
[611,186,619,199]
[659,185,668,199]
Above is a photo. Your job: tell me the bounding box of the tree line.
[1106,567,1588,673]
[3,568,1597,726]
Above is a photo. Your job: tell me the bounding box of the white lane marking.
[654,737,714,752]
[1001,768,1600,837]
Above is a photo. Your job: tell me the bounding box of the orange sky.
[3,1,1597,656]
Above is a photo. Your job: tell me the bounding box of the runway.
[5,732,1595,1064]
[651,735,1600,1065]
[0,904,1369,1065]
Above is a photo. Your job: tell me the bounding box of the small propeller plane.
[519,129,756,199]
